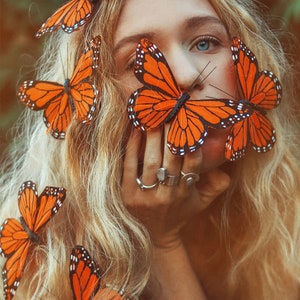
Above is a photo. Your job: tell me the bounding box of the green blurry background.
[0,0,299,156]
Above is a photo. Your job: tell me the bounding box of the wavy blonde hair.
[0,0,299,299]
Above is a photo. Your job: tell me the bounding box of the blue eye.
[193,36,221,53]
[196,40,210,51]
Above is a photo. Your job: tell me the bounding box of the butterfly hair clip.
[36,0,100,37]
[128,38,248,156]
[224,37,282,161]
[18,35,101,139]
[0,181,66,300]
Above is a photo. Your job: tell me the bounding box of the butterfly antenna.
[208,83,235,98]
[188,61,216,92]
[58,50,67,80]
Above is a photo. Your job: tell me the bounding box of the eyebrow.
[114,32,156,54]
[113,15,226,54]
[184,15,225,31]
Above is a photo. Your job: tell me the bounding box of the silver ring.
[180,171,200,186]
[136,177,158,191]
[157,168,180,186]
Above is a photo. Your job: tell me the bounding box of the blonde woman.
[0,0,299,299]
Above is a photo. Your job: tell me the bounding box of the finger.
[196,168,230,209]
[123,129,142,186]
[159,125,183,183]
[179,148,203,187]
[141,128,162,185]
[181,148,203,173]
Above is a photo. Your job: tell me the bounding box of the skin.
[114,0,237,298]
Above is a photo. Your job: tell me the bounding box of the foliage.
[0,0,64,153]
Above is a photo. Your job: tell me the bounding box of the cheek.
[116,70,142,100]
[199,127,231,172]
[207,55,237,98]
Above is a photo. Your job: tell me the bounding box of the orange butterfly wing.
[128,88,178,130]
[225,118,249,160]
[0,181,66,300]
[18,36,100,139]
[225,37,282,160]
[128,38,247,155]
[0,219,31,300]
[69,45,99,124]
[18,80,73,139]
[70,246,124,300]
[248,111,276,152]
[36,0,94,37]
[168,99,247,155]
[70,246,101,300]
[128,39,181,130]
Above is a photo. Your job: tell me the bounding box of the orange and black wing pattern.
[36,0,98,37]
[128,38,247,155]
[18,36,101,139]
[225,37,282,160]
[70,246,124,300]
[70,246,101,300]
[0,181,66,300]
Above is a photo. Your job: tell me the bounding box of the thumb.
[196,168,230,209]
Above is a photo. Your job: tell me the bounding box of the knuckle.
[144,156,161,171]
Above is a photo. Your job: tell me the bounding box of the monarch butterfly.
[128,38,248,156]
[18,35,101,139]
[0,181,66,300]
[36,0,99,37]
[70,246,124,300]
[225,37,282,161]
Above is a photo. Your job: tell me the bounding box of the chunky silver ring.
[136,177,158,191]
[180,171,200,186]
[157,168,181,186]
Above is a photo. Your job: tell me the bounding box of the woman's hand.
[122,128,230,249]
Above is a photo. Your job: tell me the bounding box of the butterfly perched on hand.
[128,38,247,156]
[225,37,282,161]
[18,35,101,139]
[36,0,99,37]
[0,181,66,300]
[70,246,124,300]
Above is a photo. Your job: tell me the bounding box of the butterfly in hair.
[70,246,124,300]
[224,37,282,161]
[36,0,100,37]
[0,181,66,300]
[128,38,248,156]
[18,35,101,139]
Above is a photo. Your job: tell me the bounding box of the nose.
[166,47,203,93]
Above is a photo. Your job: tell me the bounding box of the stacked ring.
[136,169,200,190]
[157,168,181,186]
[136,177,158,191]
[180,171,200,186]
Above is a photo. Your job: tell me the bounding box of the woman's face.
[113,0,237,172]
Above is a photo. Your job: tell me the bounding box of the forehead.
[114,0,220,45]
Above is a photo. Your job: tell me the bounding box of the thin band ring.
[180,171,200,186]
[157,168,181,186]
[136,177,158,191]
